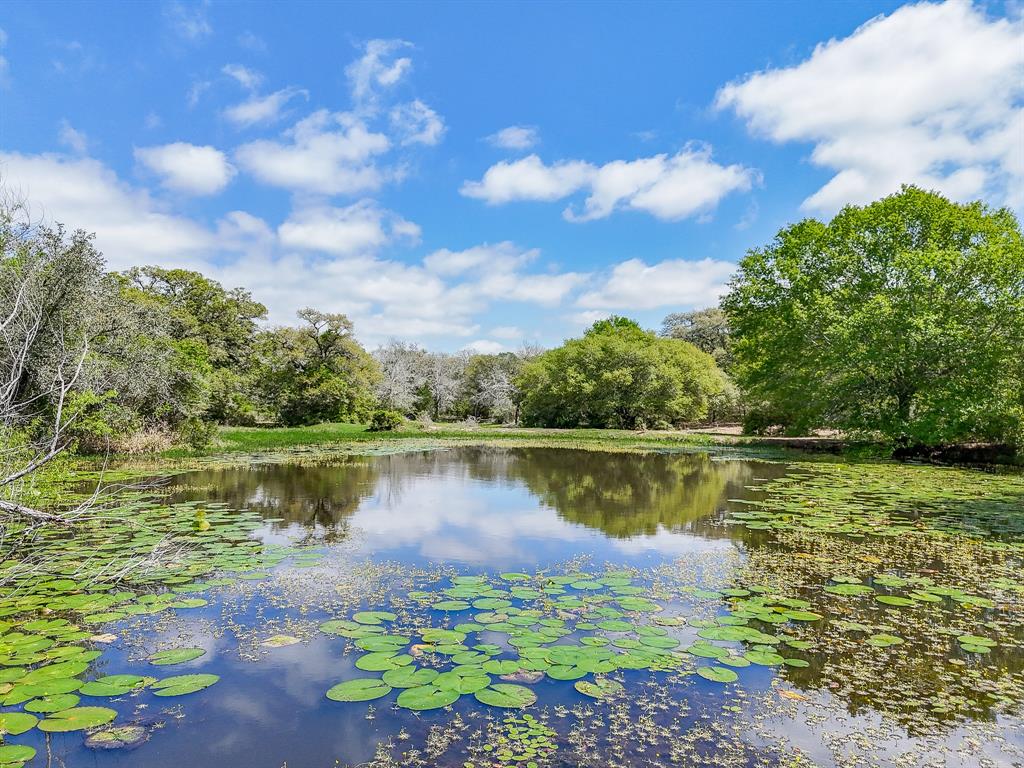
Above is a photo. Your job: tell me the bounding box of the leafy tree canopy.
[661,308,731,370]
[255,309,380,426]
[722,186,1024,445]
[518,317,725,429]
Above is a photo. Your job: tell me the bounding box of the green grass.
[168,422,730,458]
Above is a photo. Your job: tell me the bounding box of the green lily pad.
[0,712,38,735]
[696,666,738,683]
[326,678,392,702]
[474,683,537,708]
[24,693,80,713]
[38,706,117,732]
[482,660,521,675]
[148,648,206,666]
[875,595,916,608]
[381,667,439,688]
[396,684,460,710]
[355,653,413,672]
[79,675,152,697]
[575,678,624,699]
[352,611,397,625]
[150,674,220,697]
[0,745,35,763]
[357,635,411,653]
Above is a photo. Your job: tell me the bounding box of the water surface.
[16,447,1024,768]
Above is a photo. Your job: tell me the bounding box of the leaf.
[352,611,397,625]
[474,683,537,708]
[150,674,220,697]
[0,745,35,763]
[148,648,206,666]
[355,653,413,672]
[0,712,38,735]
[261,635,301,648]
[24,693,80,713]
[396,684,460,710]
[381,667,439,688]
[38,706,117,732]
[79,675,152,697]
[575,678,623,699]
[744,650,785,666]
[326,678,392,702]
[696,666,738,683]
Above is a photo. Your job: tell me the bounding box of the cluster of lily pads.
[471,713,557,766]
[318,571,822,715]
[0,496,325,765]
[726,462,1024,548]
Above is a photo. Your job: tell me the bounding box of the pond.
[1,446,1022,767]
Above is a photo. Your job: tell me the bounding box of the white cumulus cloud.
[222,86,307,128]
[235,110,389,195]
[577,257,736,311]
[487,126,539,150]
[222,63,263,91]
[346,39,413,105]
[461,155,593,204]
[715,0,1024,211]
[389,99,445,146]
[278,201,420,256]
[135,142,236,195]
[461,146,757,221]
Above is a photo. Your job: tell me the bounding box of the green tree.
[661,307,732,371]
[125,266,266,367]
[518,317,725,429]
[255,309,380,426]
[722,186,1024,445]
[124,267,267,425]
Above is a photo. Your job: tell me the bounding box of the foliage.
[368,409,405,432]
[662,307,732,370]
[254,309,380,427]
[518,317,727,429]
[723,186,1024,446]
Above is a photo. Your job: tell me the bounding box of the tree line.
[2,184,1022,465]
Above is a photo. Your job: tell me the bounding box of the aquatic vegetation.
[2,445,1022,767]
[320,569,827,714]
[472,713,557,766]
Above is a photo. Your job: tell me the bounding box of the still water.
[24,447,1024,767]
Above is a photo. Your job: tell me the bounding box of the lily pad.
[38,706,117,732]
[326,678,392,702]
[396,684,460,710]
[261,635,301,648]
[696,666,738,683]
[84,725,149,750]
[147,648,206,666]
[150,674,220,697]
[0,745,35,764]
[0,712,38,735]
[474,683,537,708]
[353,611,397,625]
[381,667,439,688]
[575,678,624,699]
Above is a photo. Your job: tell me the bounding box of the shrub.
[178,417,219,451]
[368,409,405,432]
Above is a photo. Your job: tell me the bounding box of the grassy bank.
[165,422,1021,466]
[158,421,883,463]
[173,422,721,456]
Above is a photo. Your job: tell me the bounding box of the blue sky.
[0,0,1020,351]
